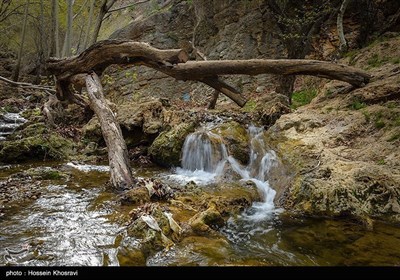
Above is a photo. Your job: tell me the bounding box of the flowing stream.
[170,125,280,220]
[0,112,27,141]
[1,124,400,266]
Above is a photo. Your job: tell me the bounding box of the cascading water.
[227,126,279,221]
[170,129,228,185]
[169,123,280,220]
[0,112,27,141]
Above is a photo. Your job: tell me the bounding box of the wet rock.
[82,99,165,147]
[255,94,291,128]
[0,132,75,163]
[211,121,250,164]
[265,37,400,223]
[126,204,176,257]
[117,246,146,266]
[148,121,197,167]
[189,204,224,234]
[0,176,42,216]
[119,187,150,206]
[25,167,68,180]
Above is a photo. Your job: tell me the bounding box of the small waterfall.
[0,112,27,141]
[171,130,228,185]
[170,123,280,221]
[227,126,278,221]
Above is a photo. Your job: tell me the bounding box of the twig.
[0,75,56,93]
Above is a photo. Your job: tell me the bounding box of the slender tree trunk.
[208,90,219,109]
[90,0,116,45]
[12,0,29,82]
[82,0,95,50]
[51,0,60,57]
[64,0,74,57]
[85,72,135,190]
[337,0,350,54]
[275,75,295,104]
[36,0,46,83]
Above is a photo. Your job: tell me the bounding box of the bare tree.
[0,0,25,23]
[266,0,338,101]
[82,0,95,50]
[337,0,351,53]
[12,0,30,82]
[90,0,151,45]
[51,0,60,57]
[90,0,116,46]
[63,0,74,57]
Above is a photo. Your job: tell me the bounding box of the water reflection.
[0,178,122,266]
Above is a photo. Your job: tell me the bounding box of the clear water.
[0,162,400,266]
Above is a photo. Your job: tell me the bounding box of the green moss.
[241,99,257,112]
[374,119,385,129]
[367,54,389,68]
[149,121,197,167]
[391,57,400,64]
[21,108,42,119]
[350,99,367,110]
[0,133,75,163]
[387,133,400,142]
[2,105,19,113]
[211,121,250,164]
[376,159,386,165]
[394,116,400,127]
[344,50,358,65]
[291,88,318,109]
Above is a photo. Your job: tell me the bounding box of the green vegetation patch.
[241,99,257,112]
[291,88,318,109]
[349,98,367,110]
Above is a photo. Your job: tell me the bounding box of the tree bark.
[85,72,135,190]
[51,0,60,57]
[47,40,371,107]
[337,0,351,54]
[12,0,29,82]
[90,0,116,46]
[82,0,95,51]
[63,0,74,57]
[208,90,219,109]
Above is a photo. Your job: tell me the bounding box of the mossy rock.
[211,121,250,164]
[148,121,197,167]
[0,133,75,163]
[81,117,103,144]
[25,167,68,180]
[189,204,224,234]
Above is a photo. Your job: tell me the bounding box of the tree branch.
[107,0,150,13]
[0,75,56,93]
[46,40,371,108]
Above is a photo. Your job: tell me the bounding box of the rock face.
[268,36,400,223]
[83,99,164,148]
[107,0,282,105]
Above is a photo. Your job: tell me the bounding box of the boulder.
[148,121,197,167]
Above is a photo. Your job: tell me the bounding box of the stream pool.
[1,161,400,266]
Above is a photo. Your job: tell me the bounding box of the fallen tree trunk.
[47,40,371,108]
[168,59,370,87]
[85,71,135,190]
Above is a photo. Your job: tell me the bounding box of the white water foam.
[66,162,110,172]
[171,124,281,221]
